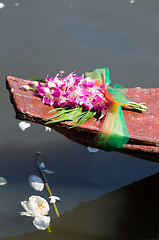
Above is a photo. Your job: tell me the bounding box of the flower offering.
[25,67,147,151]
[35,72,109,112]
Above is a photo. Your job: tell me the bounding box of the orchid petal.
[32,70,111,127]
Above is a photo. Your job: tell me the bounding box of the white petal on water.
[19,121,31,131]
[87,147,99,153]
[29,175,44,191]
[49,196,60,203]
[45,126,51,132]
[0,176,7,186]
[40,162,45,169]
[40,162,54,174]
[43,169,54,174]
[0,3,5,9]
[14,3,19,7]
[33,216,51,230]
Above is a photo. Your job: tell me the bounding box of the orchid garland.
[35,73,109,111]
[30,72,110,127]
[24,68,147,151]
[26,69,146,128]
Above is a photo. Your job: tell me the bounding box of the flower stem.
[47,225,52,233]
[35,152,60,218]
[45,182,60,218]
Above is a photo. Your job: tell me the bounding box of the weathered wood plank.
[6,76,159,162]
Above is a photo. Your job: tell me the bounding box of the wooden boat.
[6,76,159,162]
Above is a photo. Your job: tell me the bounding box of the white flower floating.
[20,195,50,230]
[19,121,31,131]
[20,195,49,217]
[29,175,44,192]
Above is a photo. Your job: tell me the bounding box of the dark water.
[0,0,159,239]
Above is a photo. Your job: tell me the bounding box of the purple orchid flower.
[33,71,109,119]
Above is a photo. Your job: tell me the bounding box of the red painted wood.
[6,76,159,162]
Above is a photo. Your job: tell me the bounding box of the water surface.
[0,0,159,239]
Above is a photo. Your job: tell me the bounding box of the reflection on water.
[2,173,159,240]
[1,142,159,238]
[1,0,159,239]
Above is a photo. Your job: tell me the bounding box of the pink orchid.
[33,71,109,118]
